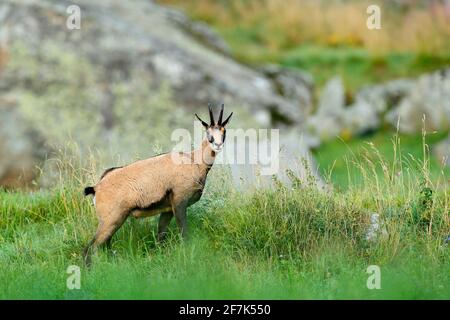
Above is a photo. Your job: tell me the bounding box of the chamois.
[83,104,232,265]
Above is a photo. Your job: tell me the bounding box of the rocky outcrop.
[0,0,312,126]
[261,65,314,123]
[306,68,450,148]
[306,76,416,143]
[346,79,415,135]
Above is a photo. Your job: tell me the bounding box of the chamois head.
[195,103,233,153]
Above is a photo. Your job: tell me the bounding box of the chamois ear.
[221,112,233,127]
[195,114,209,128]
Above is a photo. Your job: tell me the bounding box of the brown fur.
[83,106,231,266]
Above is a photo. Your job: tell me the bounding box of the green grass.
[0,137,449,299]
[314,130,450,190]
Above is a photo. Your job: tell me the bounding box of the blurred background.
[0,0,449,190]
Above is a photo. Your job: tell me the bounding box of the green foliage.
[203,187,367,259]
[411,183,434,228]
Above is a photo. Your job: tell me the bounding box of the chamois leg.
[83,212,128,266]
[172,202,188,240]
[157,211,173,242]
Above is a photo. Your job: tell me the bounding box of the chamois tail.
[84,186,95,196]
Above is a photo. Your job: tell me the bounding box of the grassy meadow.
[0,133,448,299]
[314,130,450,189]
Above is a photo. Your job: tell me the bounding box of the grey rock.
[386,69,450,133]
[1,0,311,125]
[356,79,414,114]
[261,65,314,120]
[343,99,379,136]
[163,6,231,57]
[306,68,449,142]
[0,97,46,188]
[317,76,345,117]
[306,76,345,142]
[336,78,413,138]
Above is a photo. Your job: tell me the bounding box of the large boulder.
[260,65,314,123]
[1,0,312,126]
[342,99,379,136]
